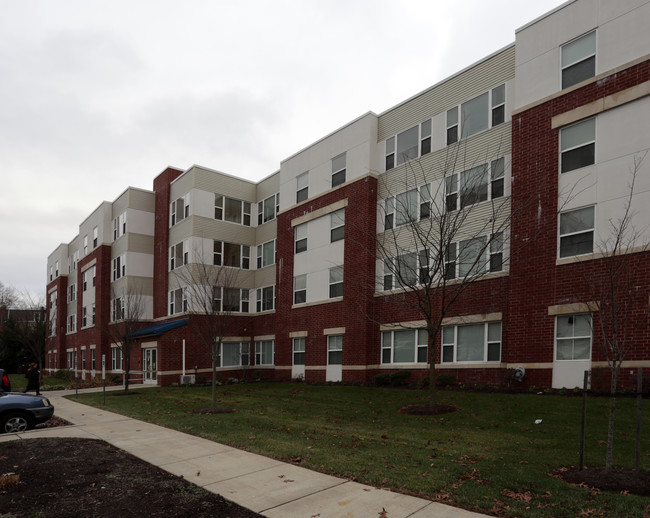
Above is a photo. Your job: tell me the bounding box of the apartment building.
[46,0,650,390]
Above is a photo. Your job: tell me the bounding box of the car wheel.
[1,412,34,433]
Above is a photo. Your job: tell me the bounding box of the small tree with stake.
[174,247,243,411]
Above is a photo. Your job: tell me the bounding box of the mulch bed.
[0,438,262,518]
[555,466,650,496]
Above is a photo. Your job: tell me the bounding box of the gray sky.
[0,0,564,299]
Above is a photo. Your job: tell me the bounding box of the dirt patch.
[0,437,262,518]
[188,407,236,415]
[398,403,459,415]
[555,466,650,496]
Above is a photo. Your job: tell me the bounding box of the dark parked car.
[0,369,10,392]
[0,392,54,433]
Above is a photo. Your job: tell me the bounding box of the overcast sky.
[0,0,564,300]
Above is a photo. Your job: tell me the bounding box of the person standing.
[24,363,41,395]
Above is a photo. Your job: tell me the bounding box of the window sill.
[292,297,342,310]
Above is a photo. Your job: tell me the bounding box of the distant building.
[46,0,650,390]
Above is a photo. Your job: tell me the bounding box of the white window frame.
[67,314,76,333]
[555,314,592,360]
[294,275,307,305]
[258,193,279,225]
[170,240,189,270]
[93,226,98,248]
[255,340,275,366]
[384,183,432,230]
[292,337,305,366]
[112,346,123,371]
[295,224,307,254]
[257,240,276,268]
[385,120,432,171]
[170,193,190,226]
[445,158,505,212]
[560,118,595,174]
[256,285,275,312]
[441,322,501,363]
[329,266,343,299]
[111,297,125,322]
[446,85,506,145]
[330,209,345,242]
[331,153,346,188]
[213,241,250,269]
[217,341,250,367]
[169,288,187,315]
[559,206,595,258]
[381,329,428,364]
[214,194,252,226]
[327,335,343,365]
[296,172,309,203]
[561,31,596,89]
[112,255,126,281]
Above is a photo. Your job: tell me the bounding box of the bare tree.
[0,282,16,325]
[103,283,146,394]
[581,152,649,472]
[1,293,47,374]
[359,146,515,409]
[174,246,245,410]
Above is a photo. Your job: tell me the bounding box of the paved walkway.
[1,387,488,518]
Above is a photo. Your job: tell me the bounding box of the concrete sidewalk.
[1,387,488,518]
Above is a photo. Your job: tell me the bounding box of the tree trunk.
[211,341,218,410]
[605,365,619,472]
[428,329,436,407]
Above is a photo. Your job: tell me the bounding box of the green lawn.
[72,383,648,517]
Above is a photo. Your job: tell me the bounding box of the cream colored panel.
[255,219,277,243]
[192,166,257,201]
[128,189,155,211]
[254,265,277,288]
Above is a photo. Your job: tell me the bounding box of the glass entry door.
[143,348,157,384]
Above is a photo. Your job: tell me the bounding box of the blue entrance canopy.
[126,318,189,340]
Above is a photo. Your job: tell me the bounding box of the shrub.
[390,370,411,386]
[436,373,456,387]
[374,373,390,386]
[418,376,430,388]
[53,369,74,381]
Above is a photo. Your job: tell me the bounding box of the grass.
[72,383,649,517]
[8,373,67,391]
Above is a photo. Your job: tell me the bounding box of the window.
[294,275,306,304]
[82,271,88,292]
[67,351,73,369]
[92,266,96,287]
[170,194,190,226]
[446,158,504,211]
[384,197,395,230]
[559,206,594,258]
[561,118,595,173]
[384,251,432,291]
[562,31,596,89]
[257,240,275,268]
[113,212,126,240]
[556,314,591,360]
[458,236,487,277]
[214,195,251,226]
[381,329,428,364]
[91,303,95,325]
[93,227,98,248]
[385,121,432,171]
[332,153,346,187]
[112,347,123,371]
[91,349,95,370]
[169,288,187,315]
[396,189,418,226]
[256,285,275,312]
[327,335,342,365]
[255,340,274,365]
[296,172,309,203]
[295,224,307,253]
[293,337,305,365]
[444,234,503,279]
[213,241,250,269]
[170,241,189,270]
[68,283,76,302]
[111,297,124,321]
[67,314,76,333]
[442,322,501,363]
[83,235,88,255]
[330,210,345,242]
[446,85,505,145]
[385,184,432,229]
[490,233,504,272]
[217,342,250,367]
[82,307,88,327]
[211,287,249,313]
[329,266,343,298]
[112,255,125,280]
[81,350,86,370]
[258,193,279,224]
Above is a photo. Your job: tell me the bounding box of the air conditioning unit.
[179,374,195,385]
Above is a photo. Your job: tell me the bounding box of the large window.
[213,241,250,269]
[212,287,249,313]
[442,322,501,363]
[169,288,187,315]
[293,337,305,365]
[445,158,504,211]
[559,206,594,258]
[256,285,275,312]
[556,314,591,360]
[384,184,431,230]
[68,283,76,302]
[385,120,432,171]
[255,340,274,365]
[381,329,428,364]
[217,342,250,367]
[170,193,190,226]
[329,266,343,298]
[330,209,345,242]
[113,212,127,240]
[561,118,595,173]
[215,194,251,226]
[562,31,596,89]
[332,153,346,188]
[67,314,76,333]
[112,255,125,281]
[112,347,123,371]
[257,240,275,268]
[295,224,307,253]
[258,193,279,224]
[170,241,188,270]
[384,250,436,290]
[294,275,306,304]
[296,172,309,203]
[444,233,503,280]
[327,335,343,365]
[446,85,505,145]
[111,297,125,321]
